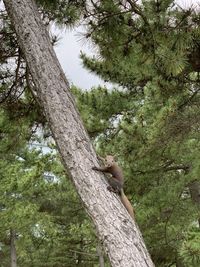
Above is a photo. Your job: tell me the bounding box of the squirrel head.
[104,155,115,167]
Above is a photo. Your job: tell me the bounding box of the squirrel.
[92,155,134,219]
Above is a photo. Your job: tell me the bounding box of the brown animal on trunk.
[92,155,134,219]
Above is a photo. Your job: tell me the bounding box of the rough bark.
[10,229,17,267]
[188,180,200,227]
[3,0,155,266]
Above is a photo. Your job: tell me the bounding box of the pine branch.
[178,88,200,110]
[133,164,190,175]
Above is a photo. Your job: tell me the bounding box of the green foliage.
[179,227,200,267]
[72,85,138,138]
[36,0,86,26]
[0,106,100,266]
[75,1,200,266]
[82,0,200,90]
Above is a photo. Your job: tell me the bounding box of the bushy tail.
[120,189,134,219]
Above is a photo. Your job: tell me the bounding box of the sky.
[53,26,107,90]
[53,0,200,90]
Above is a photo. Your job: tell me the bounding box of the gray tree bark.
[188,180,200,227]
[10,229,17,267]
[3,0,154,266]
[189,181,200,206]
[96,243,105,267]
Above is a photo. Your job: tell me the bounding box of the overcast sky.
[53,0,200,90]
[53,27,106,90]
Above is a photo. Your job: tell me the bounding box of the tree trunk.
[3,0,154,266]
[188,180,200,227]
[10,229,17,267]
[96,243,105,267]
[189,180,200,206]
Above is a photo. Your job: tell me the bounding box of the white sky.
[53,0,200,90]
[53,26,107,90]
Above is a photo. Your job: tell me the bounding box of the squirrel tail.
[120,189,134,219]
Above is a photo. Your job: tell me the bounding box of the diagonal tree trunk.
[3,0,154,266]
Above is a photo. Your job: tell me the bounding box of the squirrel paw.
[107,186,119,194]
[107,186,117,193]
